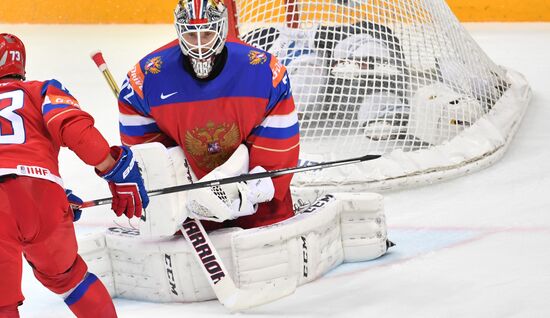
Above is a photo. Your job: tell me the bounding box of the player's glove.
[186,166,275,222]
[97,146,149,219]
[65,189,83,222]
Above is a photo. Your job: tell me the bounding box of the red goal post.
[224,0,531,199]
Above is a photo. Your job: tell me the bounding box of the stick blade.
[359,154,381,162]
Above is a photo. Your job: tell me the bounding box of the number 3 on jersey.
[0,90,25,144]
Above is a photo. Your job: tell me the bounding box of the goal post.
[224,0,531,198]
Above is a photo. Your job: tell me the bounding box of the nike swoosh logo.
[160,92,178,100]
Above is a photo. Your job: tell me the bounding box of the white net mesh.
[228,0,531,196]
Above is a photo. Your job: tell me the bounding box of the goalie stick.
[179,217,296,311]
[90,50,120,97]
[88,50,300,311]
[82,152,380,208]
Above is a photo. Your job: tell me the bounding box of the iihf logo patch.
[144,56,163,74]
[248,50,267,65]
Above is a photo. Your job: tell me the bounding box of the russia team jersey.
[118,40,300,225]
[0,79,108,187]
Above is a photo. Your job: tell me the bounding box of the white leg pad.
[232,194,344,288]
[78,231,116,296]
[130,143,196,238]
[79,193,389,303]
[334,192,388,262]
[80,226,242,302]
[232,192,388,289]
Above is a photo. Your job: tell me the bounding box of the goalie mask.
[174,0,228,78]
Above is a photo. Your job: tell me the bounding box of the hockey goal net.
[226,0,531,197]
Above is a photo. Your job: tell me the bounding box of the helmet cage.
[174,0,228,78]
[175,19,227,61]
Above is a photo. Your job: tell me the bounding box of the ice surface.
[1,23,549,317]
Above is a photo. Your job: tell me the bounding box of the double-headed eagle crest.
[248,50,267,65]
[144,56,163,74]
[185,121,241,170]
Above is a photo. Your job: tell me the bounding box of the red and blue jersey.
[0,79,110,187]
[118,41,300,226]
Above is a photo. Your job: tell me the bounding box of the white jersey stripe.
[42,95,51,113]
[0,166,64,188]
[119,113,156,126]
[259,111,299,129]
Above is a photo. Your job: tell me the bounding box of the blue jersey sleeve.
[117,63,173,146]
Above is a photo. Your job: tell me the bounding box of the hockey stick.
[90,50,120,97]
[179,217,296,311]
[88,50,299,311]
[82,152,379,208]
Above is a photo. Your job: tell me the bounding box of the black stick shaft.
[82,154,380,208]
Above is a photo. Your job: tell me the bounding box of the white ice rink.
[1,23,549,317]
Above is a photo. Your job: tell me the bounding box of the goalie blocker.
[78,143,392,303]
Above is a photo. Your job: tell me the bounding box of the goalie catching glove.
[97,146,149,219]
[186,145,275,222]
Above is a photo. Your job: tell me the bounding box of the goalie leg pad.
[333,192,388,262]
[78,231,115,296]
[232,192,389,289]
[130,143,196,238]
[81,226,242,303]
[232,194,344,288]
[79,193,389,303]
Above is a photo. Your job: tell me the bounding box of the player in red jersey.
[0,33,149,318]
[118,0,300,230]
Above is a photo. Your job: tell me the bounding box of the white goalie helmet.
[408,83,485,145]
[174,0,228,78]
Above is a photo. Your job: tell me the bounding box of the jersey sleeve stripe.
[118,100,148,116]
[119,122,161,137]
[248,134,300,149]
[251,122,299,139]
[119,113,156,126]
[45,109,80,127]
[41,84,81,116]
[42,103,78,116]
[251,141,299,153]
[259,111,298,128]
